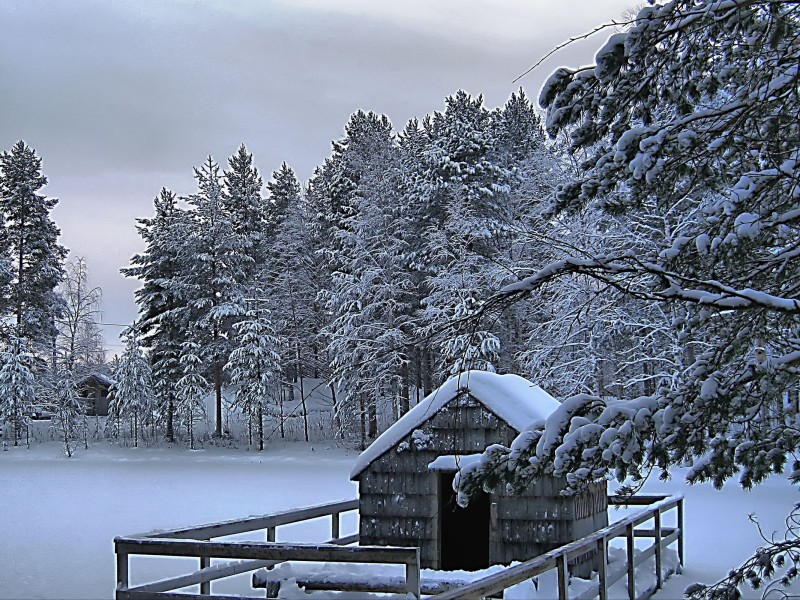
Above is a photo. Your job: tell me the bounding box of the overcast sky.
[1,0,633,353]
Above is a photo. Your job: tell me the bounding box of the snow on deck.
[350,371,560,479]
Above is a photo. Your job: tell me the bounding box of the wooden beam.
[115,539,418,564]
[140,499,358,540]
[118,592,263,600]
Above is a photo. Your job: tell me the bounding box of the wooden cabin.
[77,373,114,416]
[350,371,607,576]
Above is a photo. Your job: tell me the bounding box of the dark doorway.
[438,471,490,571]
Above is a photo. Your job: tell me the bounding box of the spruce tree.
[108,334,153,447]
[176,341,208,450]
[0,336,35,446]
[183,157,249,437]
[225,306,281,450]
[223,144,267,282]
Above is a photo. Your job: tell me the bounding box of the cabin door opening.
[438,471,490,571]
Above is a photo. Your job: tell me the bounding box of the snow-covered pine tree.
[321,110,417,446]
[264,164,318,441]
[183,157,249,437]
[175,341,208,450]
[0,141,67,351]
[415,91,513,381]
[49,367,83,457]
[223,144,267,283]
[123,188,191,442]
[225,306,281,450]
[459,3,800,596]
[0,336,35,446]
[108,334,153,447]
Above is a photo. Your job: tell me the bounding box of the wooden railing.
[432,493,684,600]
[114,498,372,600]
[115,493,682,600]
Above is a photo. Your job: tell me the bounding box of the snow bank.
[350,371,560,479]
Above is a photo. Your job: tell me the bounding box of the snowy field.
[1,439,798,599]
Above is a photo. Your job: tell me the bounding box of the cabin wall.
[492,478,608,577]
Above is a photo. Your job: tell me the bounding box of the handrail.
[433,493,684,600]
[115,498,362,599]
[141,498,359,540]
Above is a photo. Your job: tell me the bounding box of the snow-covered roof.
[350,371,560,479]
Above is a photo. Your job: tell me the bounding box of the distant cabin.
[350,371,608,576]
[78,373,114,417]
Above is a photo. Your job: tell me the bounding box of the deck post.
[626,522,635,600]
[267,527,276,543]
[654,509,663,589]
[200,556,210,594]
[331,512,340,540]
[677,497,685,568]
[115,543,129,595]
[597,536,608,600]
[556,553,569,600]
[405,548,421,599]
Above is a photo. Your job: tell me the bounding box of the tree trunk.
[359,394,366,451]
[297,343,309,443]
[423,347,433,394]
[214,362,223,437]
[401,356,410,415]
[368,397,377,440]
[166,395,174,443]
[330,383,341,438]
[258,405,264,451]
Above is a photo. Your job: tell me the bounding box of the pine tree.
[123,188,190,442]
[264,164,317,440]
[459,3,800,596]
[183,157,249,437]
[0,141,67,350]
[0,336,35,446]
[321,111,417,446]
[415,91,513,381]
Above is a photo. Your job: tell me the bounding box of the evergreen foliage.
[175,341,208,450]
[225,306,281,450]
[457,3,800,597]
[0,336,35,446]
[0,141,67,350]
[109,335,154,447]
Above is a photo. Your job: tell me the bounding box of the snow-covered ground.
[1,439,797,599]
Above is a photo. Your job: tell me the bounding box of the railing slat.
[556,554,569,600]
[597,536,608,600]
[626,523,636,600]
[655,509,663,590]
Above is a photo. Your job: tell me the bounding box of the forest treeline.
[122,88,678,450]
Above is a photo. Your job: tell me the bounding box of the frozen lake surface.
[1,439,797,599]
